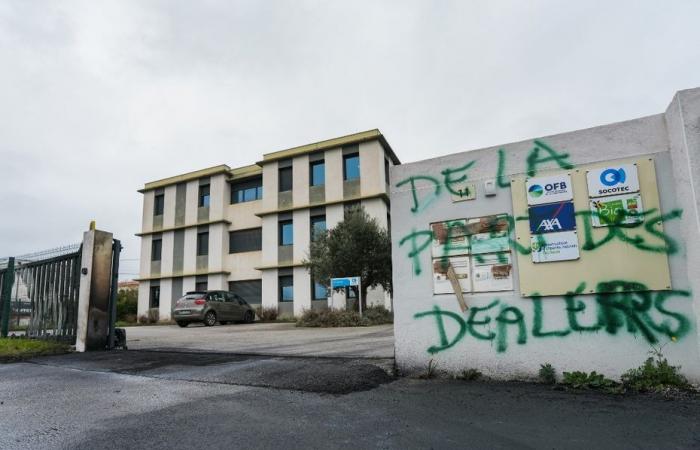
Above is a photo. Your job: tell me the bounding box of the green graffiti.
[495,148,510,188]
[495,306,528,352]
[395,176,441,214]
[414,305,466,354]
[526,140,574,177]
[413,280,692,354]
[442,161,476,196]
[399,229,433,275]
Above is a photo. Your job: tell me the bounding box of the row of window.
[280,153,359,192]
[151,215,329,261]
[153,184,210,216]
[279,275,327,302]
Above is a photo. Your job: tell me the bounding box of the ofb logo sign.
[587,163,639,197]
[525,174,573,206]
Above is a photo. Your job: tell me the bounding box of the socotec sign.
[525,174,573,206]
[586,163,640,198]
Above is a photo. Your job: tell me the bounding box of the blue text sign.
[528,202,576,234]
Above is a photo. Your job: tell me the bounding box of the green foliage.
[621,348,691,393]
[562,371,617,390]
[255,307,278,322]
[539,363,557,385]
[296,306,393,328]
[303,206,392,309]
[116,289,138,323]
[0,338,70,362]
[418,359,439,379]
[456,368,482,381]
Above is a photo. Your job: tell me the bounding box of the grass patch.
[455,368,482,381]
[562,371,617,390]
[539,363,557,385]
[296,306,393,327]
[0,338,71,362]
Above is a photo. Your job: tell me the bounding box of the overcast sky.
[1,0,699,278]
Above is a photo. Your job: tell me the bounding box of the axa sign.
[587,163,640,198]
[528,202,576,234]
[525,174,573,206]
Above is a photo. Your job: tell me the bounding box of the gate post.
[0,257,15,337]
[75,230,113,351]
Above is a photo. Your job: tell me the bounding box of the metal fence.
[0,245,82,343]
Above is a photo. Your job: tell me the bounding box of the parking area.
[124,322,394,358]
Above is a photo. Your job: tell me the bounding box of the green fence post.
[1,257,15,337]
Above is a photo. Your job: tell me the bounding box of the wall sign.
[586,163,640,197]
[450,182,476,202]
[590,193,644,227]
[528,202,576,234]
[526,174,573,206]
[530,231,580,263]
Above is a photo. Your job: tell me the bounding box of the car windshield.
[181,293,205,300]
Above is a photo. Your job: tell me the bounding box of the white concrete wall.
[261,215,278,266]
[326,204,344,230]
[183,228,197,273]
[185,180,198,224]
[262,162,278,212]
[293,154,309,207]
[163,185,176,228]
[209,174,227,221]
[208,223,226,272]
[359,140,384,196]
[262,269,278,309]
[325,148,343,202]
[182,276,195,295]
[159,279,173,320]
[141,191,154,232]
[137,282,150,317]
[226,200,263,229]
[161,231,174,275]
[293,267,311,315]
[390,90,700,382]
[293,210,310,263]
[208,273,227,291]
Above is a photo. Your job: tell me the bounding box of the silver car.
[173,290,256,327]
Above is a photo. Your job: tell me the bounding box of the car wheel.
[176,321,188,328]
[204,311,217,326]
[244,311,254,324]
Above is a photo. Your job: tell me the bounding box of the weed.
[456,368,482,381]
[418,359,439,379]
[138,308,159,324]
[562,371,617,390]
[255,307,279,322]
[621,346,691,393]
[539,363,557,385]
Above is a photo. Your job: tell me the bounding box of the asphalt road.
[1,351,699,449]
[124,322,395,358]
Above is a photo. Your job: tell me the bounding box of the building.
[391,87,700,383]
[137,129,400,320]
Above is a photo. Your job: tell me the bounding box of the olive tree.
[303,206,392,310]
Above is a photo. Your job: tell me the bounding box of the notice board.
[511,157,672,297]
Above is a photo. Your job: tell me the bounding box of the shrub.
[621,349,691,393]
[138,308,159,324]
[296,309,367,327]
[562,371,617,390]
[539,363,557,385]
[456,368,482,381]
[362,305,393,325]
[116,290,138,322]
[255,307,278,322]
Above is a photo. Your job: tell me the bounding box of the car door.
[208,291,227,320]
[229,293,245,321]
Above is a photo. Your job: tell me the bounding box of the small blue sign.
[528,202,576,234]
[331,277,360,288]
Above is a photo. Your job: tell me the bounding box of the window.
[229,228,262,253]
[149,285,160,308]
[279,166,293,192]
[197,231,209,256]
[229,280,262,305]
[199,184,210,207]
[313,280,328,300]
[151,238,162,261]
[279,220,293,246]
[195,281,208,291]
[154,194,164,215]
[279,275,294,302]
[343,153,360,181]
[310,215,326,240]
[310,160,325,186]
[231,177,262,204]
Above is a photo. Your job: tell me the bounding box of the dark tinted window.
[279,167,293,192]
[279,275,293,302]
[199,184,210,207]
[343,153,360,180]
[154,194,164,215]
[231,177,263,204]
[384,158,390,185]
[149,285,160,308]
[195,281,208,291]
[310,160,325,186]
[229,280,262,305]
[229,228,262,253]
[279,220,293,246]
[310,215,326,240]
[151,238,162,261]
[197,231,209,256]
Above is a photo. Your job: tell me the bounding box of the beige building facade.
[136,130,399,320]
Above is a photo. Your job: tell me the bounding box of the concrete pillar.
[75,229,113,352]
[293,267,311,316]
[159,279,173,321]
[262,269,278,309]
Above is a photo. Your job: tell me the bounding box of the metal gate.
[0,240,121,346]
